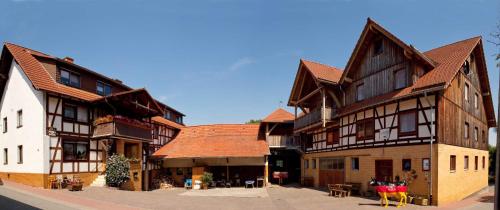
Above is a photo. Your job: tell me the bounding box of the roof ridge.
[301,58,343,71]
[4,42,53,58]
[424,36,481,54]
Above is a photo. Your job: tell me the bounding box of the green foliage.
[489,144,496,176]
[245,119,262,124]
[105,154,130,187]
[201,172,213,184]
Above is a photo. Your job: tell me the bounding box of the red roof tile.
[413,37,481,90]
[152,124,270,159]
[262,108,294,123]
[5,43,102,101]
[301,59,343,83]
[152,116,184,130]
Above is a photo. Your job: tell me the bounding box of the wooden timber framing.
[302,95,437,153]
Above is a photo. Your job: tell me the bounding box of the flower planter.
[202,183,209,190]
[68,183,83,191]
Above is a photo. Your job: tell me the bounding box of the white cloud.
[228,57,256,72]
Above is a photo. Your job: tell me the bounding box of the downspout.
[424,91,434,204]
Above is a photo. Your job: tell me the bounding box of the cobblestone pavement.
[0,181,494,210]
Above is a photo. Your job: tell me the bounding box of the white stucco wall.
[0,61,46,174]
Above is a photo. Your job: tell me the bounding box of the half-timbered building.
[0,43,184,190]
[289,19,495,205]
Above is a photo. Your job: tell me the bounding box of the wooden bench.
[328,184,348,197]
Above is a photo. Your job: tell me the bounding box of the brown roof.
[152,116,184,130]
[301,59,343,84]
[152,124,270,159]
[414,37,481,90]
[4,43,102,101]
[262,108,294,123]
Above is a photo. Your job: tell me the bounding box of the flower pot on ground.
[200,172,213,190]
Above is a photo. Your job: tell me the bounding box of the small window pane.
[3,117,7,133]
[3,148,7,165]
[394,70,407,89]
[70,74,80,87]
[399,112,416,134]
[63,106,77,119]
[402,159,411,171]
[356,84,364,101]
[351,157,359,170]
[464,123,469,139]
[17,145,23,164]
[464,156,469,170]
[17,110,22,127]
[450,155,456,171]
[61,70,70,84]
[465,83,469,101]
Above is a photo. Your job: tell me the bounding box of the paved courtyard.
[0,181,493,210]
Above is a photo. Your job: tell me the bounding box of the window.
[60,69,80,87]
[474,93,479,109]
[62,140,88,161]
[356,84,364,101]
[164,111,171,120]
[176,116,183,124]
[3,148,7,165]
[373,38,383,55]
[63,105,77,120]
[464,122,469,139]
[96,81,112,96]
[276,160,284,168]
[482,156,486,169]
[399,111,416,135]
[402,159,412,171]
[474,127,478,141]
[312,159,316,169]
[464,83,469,102]
[352,157,359,170]
[319,158,344,170]
[17,145,22,164]
[17,110,22,128]
[357,119,374,140]
[394,69,407,89]
[304,159,309,169]
[2,117,6,133]
[327,128,339,145]
[474,156,478,171]
[483,130,486,143]
[450,155,456,171]
[464,156,469,170]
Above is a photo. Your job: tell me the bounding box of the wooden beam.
[297,87,321,105]
[326,89,342,108]
[344,77,353,83]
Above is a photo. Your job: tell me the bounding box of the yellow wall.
[436,144,488,205]
[302,144,488,206]
[0,172,98,189]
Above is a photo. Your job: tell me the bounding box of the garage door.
[319,158,345,187]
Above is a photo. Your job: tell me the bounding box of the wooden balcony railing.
[266,135,300,148]
[294,107,336,131]
[92,116,152,141]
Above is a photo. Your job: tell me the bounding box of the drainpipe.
[424,91,434,204]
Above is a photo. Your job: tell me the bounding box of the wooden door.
[375,160,393,182]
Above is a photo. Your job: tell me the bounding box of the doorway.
[375,160,393,182]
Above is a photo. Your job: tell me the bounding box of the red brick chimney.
[63,57,74,63]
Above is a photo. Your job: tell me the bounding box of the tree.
[245,119,262,124]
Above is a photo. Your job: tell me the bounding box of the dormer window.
[96,81,112,96]
[175,116,183,124]
[60,69,80,88]
[373,38,383,56]
[394,69,407,90]
[164,111,171,120]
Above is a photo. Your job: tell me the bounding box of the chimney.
[63,57,74,63]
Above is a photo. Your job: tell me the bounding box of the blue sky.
[1,0,499,144]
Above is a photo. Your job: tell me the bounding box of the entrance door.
[375,160,393,182]
[319,158,345,187]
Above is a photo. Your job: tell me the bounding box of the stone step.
[90,175,107,187]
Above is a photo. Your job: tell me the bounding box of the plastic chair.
[184,179,192,189]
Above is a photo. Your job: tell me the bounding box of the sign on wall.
[47,127,57,137]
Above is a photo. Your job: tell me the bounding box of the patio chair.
[245,180,255,188]
[184,179,192,189]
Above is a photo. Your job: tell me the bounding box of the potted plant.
[200,172,213,190]
[68,179,83,191]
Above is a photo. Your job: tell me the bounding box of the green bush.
[201,172,213,184]
[105,154,130,187]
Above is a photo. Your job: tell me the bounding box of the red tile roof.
[301,59,343,84]
[414,37,481,90]
[151,116,184,130]
[262,108,294,123]
[4,43,102,101]
[152,124,270,159]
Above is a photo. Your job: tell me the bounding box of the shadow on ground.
[0,195,41,210]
